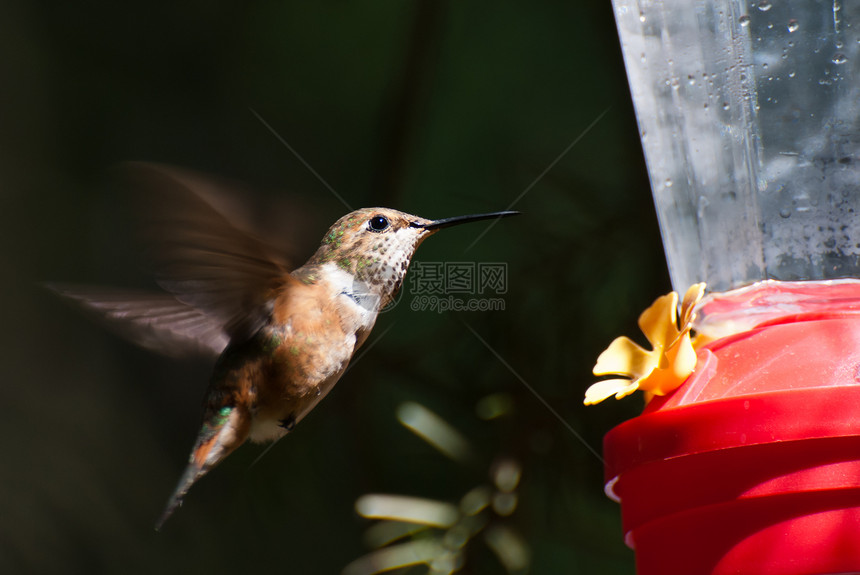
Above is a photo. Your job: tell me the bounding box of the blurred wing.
[47,284,229,357]
[122,162,292,342]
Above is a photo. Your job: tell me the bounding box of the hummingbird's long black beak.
[412,210,520,230]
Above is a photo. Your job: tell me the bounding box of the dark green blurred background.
[1,1,670,573]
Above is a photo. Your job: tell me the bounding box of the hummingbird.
[49,167,518,529]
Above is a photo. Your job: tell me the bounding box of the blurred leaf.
[365,520,432,549]
[397,401,472,463]
[492,492,518,517]
[475,392,515,420]
[458,485,492,516]
[484,525,530,573]
[356,494,459,528]
[492,459,521,492]
[342,539,451,575]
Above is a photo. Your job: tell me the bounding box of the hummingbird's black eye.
[368,215,390,232]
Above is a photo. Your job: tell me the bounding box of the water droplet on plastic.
[762,62,769,69]
[722,102,730,110]
[757,1,772,12]
[739,15,751,27]
[788,71,795,78]
[788,20,799,33]
[779,208,791,218]
[639,11,646,23]
[832,53,847,65]
[824,238,837,249]
[664,179,673,188]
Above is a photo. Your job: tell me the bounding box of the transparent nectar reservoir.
[612,1,860,292]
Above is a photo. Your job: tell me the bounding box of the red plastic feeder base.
[604,281,860,575]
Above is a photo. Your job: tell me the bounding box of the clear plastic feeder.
[612,0,860,293]
[607,3,860,573]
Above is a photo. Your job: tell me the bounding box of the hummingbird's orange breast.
[246,275,365,440]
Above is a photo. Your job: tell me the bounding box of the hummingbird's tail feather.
[155,405,250,531]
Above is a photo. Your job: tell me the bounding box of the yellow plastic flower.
[584,283,706,405]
